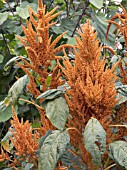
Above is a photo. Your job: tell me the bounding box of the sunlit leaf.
[90,0,103,9]
[16,2,37,19]
[0,12,8,25]
[1,141,10,153]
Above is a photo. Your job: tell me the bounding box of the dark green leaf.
[108,141,127,169]
[39,130,53,148]
[46,97,69,130]
[83,117,106,166]
[61,145,88,170]
[1,131,13,142]
[38,130,70,170]
[92,12,115,47]
[0,75,29,122]
[61,18,75,36]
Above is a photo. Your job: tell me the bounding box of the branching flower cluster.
[0,0,127,169]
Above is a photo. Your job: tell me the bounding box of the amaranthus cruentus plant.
[0,1,127,170]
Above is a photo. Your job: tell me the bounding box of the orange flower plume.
[60,20,117,133]
[17,0,73,94]
[9,106,39,168]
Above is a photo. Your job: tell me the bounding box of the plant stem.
[1,29,11,57]
[67,127,82,136]
[64,0,69,17]
[48,0,54,9]
[19,98,44,110]
[109,124,127,127]
[6,0,15,16]
[71,0,89,37]
[104,163,116,170]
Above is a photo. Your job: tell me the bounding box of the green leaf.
[90,0,103,9]
[39,130,53,148]
[83,117,106,166]
[46,75,52,87]
[1,131,13,142]
[4,56,26,71]
[46,97,69,130]
[115,82,127,104]
[32,122,41,128]
[63,34,76,45]
[92,12,115,47]
[16,6,29,19]
[37,89,64,100]
[16,2,37,19]
[0,103,17,122]
[61,145,88,169]
[0,54,4,63]
[0,101,12,122]
[0,75,29,122]
[0,12,8,25]
[38,130,70,170]
[0,0,4,8]
[7,75,29,105]
[60,18,76,36]
[108,141,127,169]
[2,19,22,35]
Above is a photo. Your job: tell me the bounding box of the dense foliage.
[0,0,127,170]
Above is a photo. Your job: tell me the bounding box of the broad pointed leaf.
[108,141,127,169]
[38,130,70,170]
[83,117,106,166]
[46,97,69,130]
[0,75,29,122]
[0,101,13,122]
